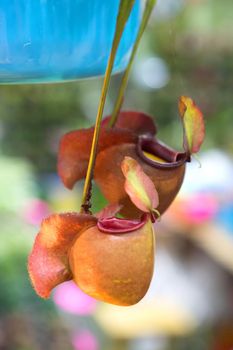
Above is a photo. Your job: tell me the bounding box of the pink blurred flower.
[72,330,99,350]
[181,193,218,224]
[23,199,50,225]
[169,193,218,225]
[53,281,97,315]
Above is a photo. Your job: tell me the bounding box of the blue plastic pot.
[0,0,140,84]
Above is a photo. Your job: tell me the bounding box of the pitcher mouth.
[97,213,149,234]
[137,136,189,169]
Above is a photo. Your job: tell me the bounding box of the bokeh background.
[0,0,233,349]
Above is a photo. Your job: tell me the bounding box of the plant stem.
[81,0,136,213]
[109,0,157,128]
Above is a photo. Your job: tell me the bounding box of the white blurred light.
[152,0,184,21]
[134,56,170,90]
[181,150,233,194]
[147,247,230,323]
[129,337,168,350]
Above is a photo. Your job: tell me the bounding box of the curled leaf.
[121,156,159,213]
[58,111,157,190]
[179,96,205,155]
[28,213,97,298]
[58,126,136,189]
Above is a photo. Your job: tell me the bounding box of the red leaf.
[102,110,157,135]
[58,127,136,189]
[28,213,97,298]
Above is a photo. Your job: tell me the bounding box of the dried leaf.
[179,96,205,154]
[121,157,159,212]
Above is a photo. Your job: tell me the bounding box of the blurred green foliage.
[0,213,73,350]
[0,156,73,349]
[0,156,37,212]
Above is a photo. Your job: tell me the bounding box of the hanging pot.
[0,0,140,84]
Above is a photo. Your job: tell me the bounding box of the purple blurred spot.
[53,281,97,315]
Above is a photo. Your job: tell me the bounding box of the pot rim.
[97,213,149,234]
[137,136,189,169]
